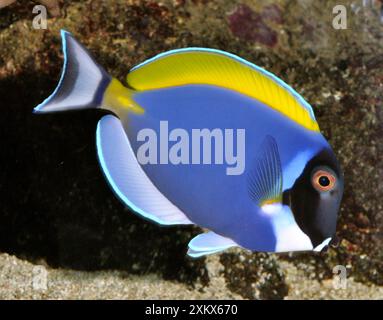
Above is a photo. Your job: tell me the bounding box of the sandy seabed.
[1,253,382,300]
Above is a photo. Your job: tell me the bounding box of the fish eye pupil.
[319,176,330,187]
[312,169,336,191]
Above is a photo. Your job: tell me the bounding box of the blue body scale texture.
[120,84,328,251]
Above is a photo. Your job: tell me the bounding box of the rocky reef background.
[0,0,382,299]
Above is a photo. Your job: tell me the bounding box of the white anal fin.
[96,115,193,226]
[187,231,237,258]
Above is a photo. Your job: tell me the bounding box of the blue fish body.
[126,85,328,251]
[34,31,344,256]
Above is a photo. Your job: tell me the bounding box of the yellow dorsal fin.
[127,49,319,131]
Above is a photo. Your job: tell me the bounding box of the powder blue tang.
[34,30,344,257]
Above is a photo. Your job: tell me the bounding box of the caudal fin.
[34,30,111,113]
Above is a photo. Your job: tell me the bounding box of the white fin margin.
[187,231,237,257]
[34,30,108,113]
[96,114,193,226]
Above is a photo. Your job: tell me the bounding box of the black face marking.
[283,148,344,247]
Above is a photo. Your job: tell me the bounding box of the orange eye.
[312,170,336,192]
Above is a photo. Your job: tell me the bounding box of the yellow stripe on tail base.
[102,78,144,114]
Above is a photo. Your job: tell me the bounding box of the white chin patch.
[261,204,313,252]
[274,224,313,252]
[261,203,283,215]
[313,237,332,252]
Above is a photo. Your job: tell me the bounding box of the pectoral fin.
[247,135,283,207]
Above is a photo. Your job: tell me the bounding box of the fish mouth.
[313,237,332,252]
